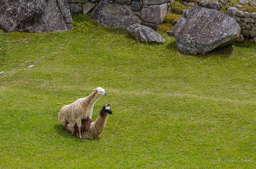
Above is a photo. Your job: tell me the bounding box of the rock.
[254,37,256,42]
[143,0,169,5]
[227,7,238,16]
[235,4,242,8]
[235,11,244,17]
[0,0,72,32]
[166,31,174,36]
[90,0,141,28]
[198,1,222,10]
[220,0,227,5]
[127,23,165,43]
[57,0,73,29]
[173,6,241,55]
[249,1,256,6]
[235,16,240,21]
[27,65,34,68]
[237,34,244,42]
[68,0,88,2]
[250,30,256,37]
[244,12,251,18]
[242,29,250,36]
[244,18,251,22]
[134,11,141,17]
[141,4,168,24]
[9,71,17,74]
[131,1,142,11]
[70,3,83,14]
[115,0,131,5]
[249,38,254,42]
[0,71,4,75]
[239,0,248,5]
[83,3,95,14]
[183,1,197,7]
[251,12,256,18]
[141,22,160,30]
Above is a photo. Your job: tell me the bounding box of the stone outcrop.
[90,0,141,29]
[0,0,72,32]
[0,0,169,32]
[227,1,256,42]
[89,0,169,29]
[127,23,165,43]
[173,6,240,55]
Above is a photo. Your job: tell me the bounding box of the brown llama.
[64,103,112,139]
[58,87,107,138]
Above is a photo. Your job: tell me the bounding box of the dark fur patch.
[64,118,94,136]
[64,120,70,132]
[74,118,94,136]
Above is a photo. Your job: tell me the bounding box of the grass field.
[1,14,256,168]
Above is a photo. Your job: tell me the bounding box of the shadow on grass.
[103,27,128,35]
[233,40,256,49]
[166,41,233,59]
[196,45,233,59]
[54,124,100,142]
[54,124,75,139]
[166,41,178,51]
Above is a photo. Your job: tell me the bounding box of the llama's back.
[58,97,88,125]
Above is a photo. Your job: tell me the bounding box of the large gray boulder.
[90,0,141,28]
[0,0,72,32]
[127,23,165,43]
[173,6,240,55]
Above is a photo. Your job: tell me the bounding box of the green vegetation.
[171,0,193,14]
[238,4,256,13]
[1,14,256,168]
[159,13,182,32]
[0,31,6,64]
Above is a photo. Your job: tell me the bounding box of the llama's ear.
[107,103,111,106]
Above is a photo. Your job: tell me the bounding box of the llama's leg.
[68,122,75,134]
[76,120,82,138]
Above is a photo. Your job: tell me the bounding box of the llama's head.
[100,103,112,116]
[94,87,107,96]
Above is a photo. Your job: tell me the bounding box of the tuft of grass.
[159,13,181,32]
[171,0,193,14]
[1,14,256,168]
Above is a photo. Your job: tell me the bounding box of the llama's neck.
[86,91,101,105]
[93,113,109,135]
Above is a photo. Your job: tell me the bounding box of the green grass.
[1,14,256,168]
[238,4,256,13]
